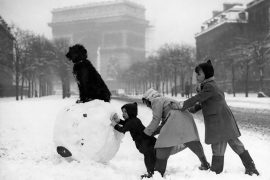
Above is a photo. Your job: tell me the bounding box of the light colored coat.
[144,97,200,149]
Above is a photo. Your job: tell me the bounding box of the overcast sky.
[0,0,251,51]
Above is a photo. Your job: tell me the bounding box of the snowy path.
[0,96,269,180]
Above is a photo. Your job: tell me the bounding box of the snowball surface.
[53,100,124,163]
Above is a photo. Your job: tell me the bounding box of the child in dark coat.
[110,102,156,178]
[181,60,259,176]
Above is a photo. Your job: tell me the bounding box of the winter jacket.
[114,103,156,152]
[73,60,111,102]
[182,79,241,144]
[143,96,200,149]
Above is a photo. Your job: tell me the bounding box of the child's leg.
[139,140,156,178]
[184,141,210,170]
[228,138,245,154]
[210,141,227,174]
[143,150,156,175]
[228,138,259,176]
[154,147,173,176]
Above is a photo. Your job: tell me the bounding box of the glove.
[169,101,183,110]
[110,113,120,123]
[76,99,83,103]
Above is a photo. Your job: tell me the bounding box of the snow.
[0,96,270,180]
[53,100,124,163]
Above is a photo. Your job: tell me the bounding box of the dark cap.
[195,60,214,79]
[121,102,138,118]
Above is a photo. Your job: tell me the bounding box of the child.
[110,102,156,178]
[181,60,259,176]
[142,88,209,177]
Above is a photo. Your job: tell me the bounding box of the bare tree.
[51,38,72,99]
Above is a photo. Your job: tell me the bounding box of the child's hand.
[110,121,117,127]
[76,99,83,103]
[110,113,120,123]
[169,102,183,110]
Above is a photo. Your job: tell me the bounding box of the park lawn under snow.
[0,96,269,180]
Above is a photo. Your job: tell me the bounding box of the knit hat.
[121,102,138,118]
[195,60,214,79]
[142,88,161,101]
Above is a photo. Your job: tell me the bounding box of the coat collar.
[196,77,214,92]
[201,77,214,86]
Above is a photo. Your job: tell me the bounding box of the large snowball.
[53,100,124,163]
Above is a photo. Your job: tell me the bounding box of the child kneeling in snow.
[110,102,156,179]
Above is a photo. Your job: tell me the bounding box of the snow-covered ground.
[0,96,269,180]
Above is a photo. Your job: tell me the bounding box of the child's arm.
[118,120,126,125]
[188,103,202,113]
[182,84,214,111]
[169,101,183,110]
[113,121,132,134]
[144,101,163,136]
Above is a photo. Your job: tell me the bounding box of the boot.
[154,158,167,177]
[239,150,259,176]
[210,156,224,174]
[141,172,153,179]
[199,156,210,170]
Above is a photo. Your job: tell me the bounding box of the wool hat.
[195,60,214,79]
[142,88,161,101]
[121,102,138,118]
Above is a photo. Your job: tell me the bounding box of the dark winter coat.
[73,60,111,102]
[182,79,241,144]
[114,103,156,153]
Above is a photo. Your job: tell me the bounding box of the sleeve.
[169,101,183,110]
[144,100,163,136]
[188,103,202,113]
[182,84,214,111]
[118,120,126,125]
[114,121,132,134]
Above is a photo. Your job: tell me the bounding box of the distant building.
[245,0,270,93]
[195,3,248,61]
[195,1,270,94]
[246,0,270,41]
[0,16,15,97]
[48,0,149,89]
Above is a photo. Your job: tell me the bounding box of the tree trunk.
[20,76,24,100]
[15,48,20,101]
[180,69,185,97]
[245,61,249,97]
[31,77,34,97]
[162,81,165,95]
[39,76,43,97]
[174,66,177,97]
[232,63,236,97]
[166,76,169,95]
[259,67,264,92]
[28,79,31,98]
[62,79,66,99]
